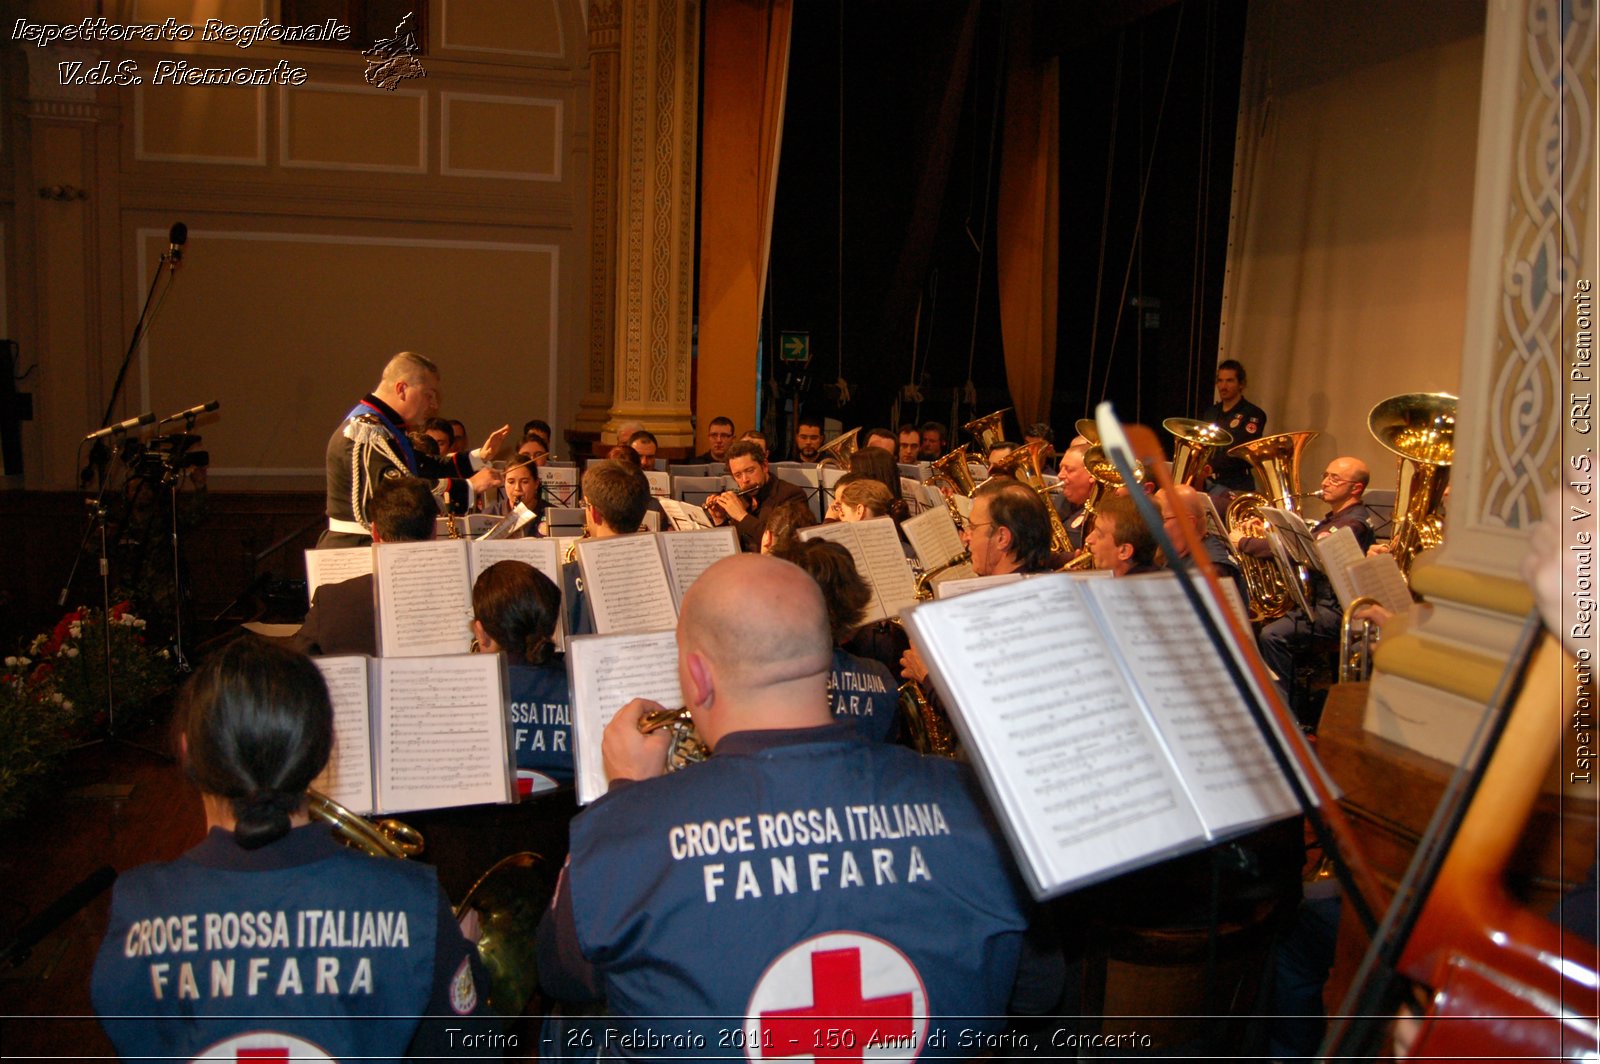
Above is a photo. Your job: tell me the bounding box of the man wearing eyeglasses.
[1237,456,1377,721]
[900,478,1054,688]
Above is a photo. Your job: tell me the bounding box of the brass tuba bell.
[1224,430,1320,622]
[991,444,1075,557]
[928,444,980,498]
[816,427,861,469]
[962,407,1012,454]
[1162,417,1234,489]
[1368,391,1455,577]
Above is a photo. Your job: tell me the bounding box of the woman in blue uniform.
[472,560,573,792]
[777,539,899,743]
[91,640,495,1060]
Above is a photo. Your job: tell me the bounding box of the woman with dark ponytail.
[471,560,573,793]
[92,640,495,1059]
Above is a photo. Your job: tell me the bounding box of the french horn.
[307,789,550,1015]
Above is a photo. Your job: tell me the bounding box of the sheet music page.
[304,547,374,600]
[1349,552,1413,614]
[467,534,569,652]
[901,506,966,569]
[798,517,918,620]
[373,654,511,813]
[575,534,678,634]
[660,497,712,531]
[934,572,1023,598]
[853,517,920,617]
[1262,507,1319,570]
[478,502,538,540]
[1082,573,1299,836]
[468,537,562,583]
[903,575,1201,898]
[1312,525,1364,609]
[373,540,473,657]
[659,527,740,606]
[310,656,374,814]
[566,632,683,804]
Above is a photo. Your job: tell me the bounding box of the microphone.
[157,399,220,426]
[84,412,155,442]
[166,222,187,268]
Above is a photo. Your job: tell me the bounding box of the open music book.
[900,506,977,589]
[566,631,684,804]
[373,538,564,657]
[310,654,515,815]
[797,516,920,622]
[1314,525,1412,614]
[660,497,714,531]
[305,546,374,600]
[574,527,740,635]
[902,570,1308,900]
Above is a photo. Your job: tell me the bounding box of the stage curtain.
[1215,0,1484,473]
[996,19,1060,431]
[695,0,793,448]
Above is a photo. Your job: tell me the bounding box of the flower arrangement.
[0,603,175,821]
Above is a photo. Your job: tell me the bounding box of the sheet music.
[660,497,712,531]
[576,534,678,634]
[310,656,374,814]
[373,540,473,657]
[1262,507,1319,570]
[659,527,739,605]
[1082,574,1298,835]
[566,632,684,804]
[901,506,966,570]
[373,655,511,812]
[478,502,538,540]
[469,537,562,589]
[1312,525,1365,609]
[1350,552,1412,614]
[934,572,1024,598]
[903,576,1199,897]
[798,517,919,621]
[304,547,373,600]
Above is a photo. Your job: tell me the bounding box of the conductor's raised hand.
[603,698,672,785]
[476,424,511,463]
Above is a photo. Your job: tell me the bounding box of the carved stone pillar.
[1364,0,1596,790]
[575,0,700,453]
[572,0,623,441]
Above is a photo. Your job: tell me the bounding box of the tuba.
[816,427,860,469]
[962,407,1012,454]
[1368,392,1455,578]
[1163,417,1234,488]
[1225,431,1320,621]
[991,445,1075,557]
[306,789,550,1014]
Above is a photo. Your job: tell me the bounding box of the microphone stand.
[82,246,178,488]
[58,242,180,759]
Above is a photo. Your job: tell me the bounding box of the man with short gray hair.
[319,351,507,548]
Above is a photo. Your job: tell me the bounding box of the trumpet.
[637,705,710,771]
